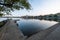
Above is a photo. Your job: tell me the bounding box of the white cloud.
[11,0,60,16]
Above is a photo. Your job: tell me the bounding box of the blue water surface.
[17,19,58,36]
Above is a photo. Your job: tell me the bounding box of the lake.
[0,18,7,22]
[0,18,58,36]
[17,19,58,36]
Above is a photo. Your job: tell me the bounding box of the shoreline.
[0,20,25,40]
[27,22,60,40]
[0,20,60,40]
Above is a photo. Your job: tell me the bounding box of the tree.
[0,0,31,14]
[0,13,3,16]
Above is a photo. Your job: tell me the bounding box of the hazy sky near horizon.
[11,0,60,16]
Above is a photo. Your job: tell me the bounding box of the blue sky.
[11,0,60,16]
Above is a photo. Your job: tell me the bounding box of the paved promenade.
[44,23,60,40]
[27,23,60,40]
[0,20,25,40]
[0,20,60,40]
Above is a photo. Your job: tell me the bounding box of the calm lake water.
[0,18,59,36]
[0,18,7,22]
[17,19,58,36]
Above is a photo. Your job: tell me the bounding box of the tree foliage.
[0,0,31,13]
[0,13,3,16]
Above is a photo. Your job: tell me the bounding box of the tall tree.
[0,0,31,14]
[0,13,3,16]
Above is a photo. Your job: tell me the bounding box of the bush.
[0,20,7,28]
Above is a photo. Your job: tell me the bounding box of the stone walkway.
[0,20,25,40]
[27,23,60,40]
[44,23,60,40]
[0,20,60,40]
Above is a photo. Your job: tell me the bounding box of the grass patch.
[0,22,4,27]
[0,20,7,28]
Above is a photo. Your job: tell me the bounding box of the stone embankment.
[0,20,25,40]
[27,23,60,40]
[0,20,60,40]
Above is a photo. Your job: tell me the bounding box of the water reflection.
[17,19,58,36]
[0,18,59,36]
[40,19,60,22]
